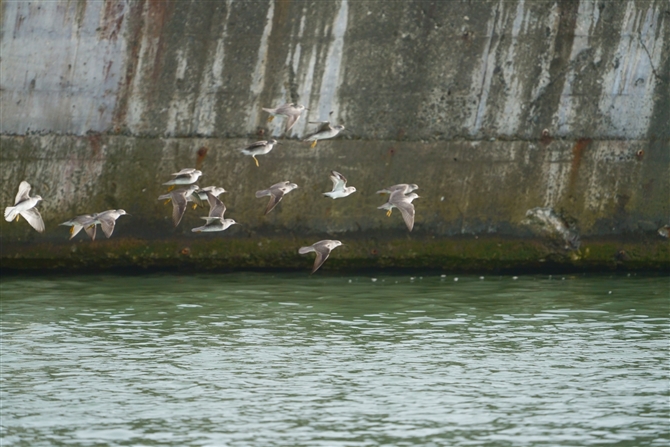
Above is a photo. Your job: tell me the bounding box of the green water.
[1,273,668,446]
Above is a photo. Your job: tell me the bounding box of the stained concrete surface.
[1,1,668,271]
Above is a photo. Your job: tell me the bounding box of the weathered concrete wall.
[1,0,668,271]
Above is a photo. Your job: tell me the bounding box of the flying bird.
[255,181,299,215]
[192,192,237,233]
[87,209,129,239]
[60,214,97,240]
[163,168,202,191]
[158,185,200,227]
[376,183,419,195]
[378,190,420,231]
[262,103,307,133]
[241,139,279,167]
[4,181,45,233]
[304,121,345,148]
[299,240,343,274]
[323,171,356,199]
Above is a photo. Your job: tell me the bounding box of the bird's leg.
[167,185,175,192]
[15,215,20,222]
[70,227,75,235]
[164,199,171,205]
[386,209,392,217]
[253,156,259,167]
[310,140,318,149]
[192,203,198,210]
[267,115,275,122]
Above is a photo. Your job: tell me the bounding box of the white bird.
[163,168,202,189]
[158,185,200,227]
[192,192,237,233]
[255,181,299,215]
[88,209,128,239]
[299,240,343,274]
[323,171,356,199]
[304,122,345,148]
[241,139,279,167]
[378,190,420,231]
[262,103,307,133]
[60,214,97,240]
[4,181,45,233]
[376,183,419,195]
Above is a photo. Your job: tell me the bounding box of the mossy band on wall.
[1,136,668,272]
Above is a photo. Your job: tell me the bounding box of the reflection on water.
[1,273,668,446]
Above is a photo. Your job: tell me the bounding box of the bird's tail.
[157,193,172,201]
[4,206,18,222]
[298,246,315,255]
[255,189,270,198]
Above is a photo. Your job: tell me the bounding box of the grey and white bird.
[255,181,299,215]
[163,168,202,189]
[241,139,279,167]
[262,103,307,133]
[304,122,345,148]
[378,190,420,231]
[299,240,343,274]
[88,209,128,239]
[189,186,226,209]
[60,214,97,240]
[4,181,45,233]
[192,192,237,233]
[158,185,200,227]
[323,171,356,199]
[376,183,419,195]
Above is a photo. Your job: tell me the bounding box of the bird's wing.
[172,194,188,227]
[270,181,290,189]
[206,192,226,219]
[264,190,284,215]
[330,171,347,191]
[172,168,194,176]
[84,223,97,240]
[15,181,32,204]
[20,207,45,233]
[285,113,301,132]
[97,213,118,238]
[395,199,416,232]
[243,141,268,151]
[311,244,332,274]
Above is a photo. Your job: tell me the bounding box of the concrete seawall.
[1,1,668,272]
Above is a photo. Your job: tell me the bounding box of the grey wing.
[98,214,117,238]
[396,200,416,232]
[264,190,284,215]
[244,141,268,150]
[172,193,188,227]
[21,207,45,233]
[311,245,332,274]
[84,223,97,240]
[172,168,195,176]
[330,171,347,191]
[270,181,291,189]
[285,113,301,132]
[206,192,226,219]
[15,181,32,204]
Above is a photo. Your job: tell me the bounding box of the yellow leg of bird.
[253,156,259,167]
[164,199,171,205]
[310,140,317,149]
[267,116,275,122]
[15,215,20,222]
[70,227,75,235]
[386,209,392,217]
[167,185,175,192]
[192,204,198,210]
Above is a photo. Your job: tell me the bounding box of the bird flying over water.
[60,214,97,240]
[262,103,307,133]
[241,140,279,167]
[255,181,298,215]
[4,181,45,233]
[378,190,420,231]
[192,192,237,233]
[299,239,343,274]
[87,209,129,239]
[158,185,200,227]
[323,171,356,199]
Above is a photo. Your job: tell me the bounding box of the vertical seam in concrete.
[316,0,348,122]
[471,1,501,136]
[246,0,275,133]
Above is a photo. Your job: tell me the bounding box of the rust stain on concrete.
[568,137,592,188]
[99,0,125,40]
